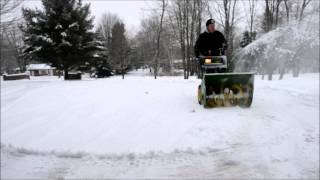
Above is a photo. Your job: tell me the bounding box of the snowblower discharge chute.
[197,55,254,108]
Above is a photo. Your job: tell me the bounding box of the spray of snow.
[233,12,319,74]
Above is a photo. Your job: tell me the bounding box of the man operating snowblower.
[195,18,227,58]
[195,18,254,108]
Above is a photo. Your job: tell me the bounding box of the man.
[194,18,227,57]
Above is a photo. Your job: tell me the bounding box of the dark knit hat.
[206,19,215,26]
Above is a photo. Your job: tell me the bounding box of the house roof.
[26,64,56,70]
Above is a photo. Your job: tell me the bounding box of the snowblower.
[197,55,254,108]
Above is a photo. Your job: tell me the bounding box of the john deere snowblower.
[197,55,254,108]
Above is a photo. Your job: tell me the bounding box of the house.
[26,64,56,76]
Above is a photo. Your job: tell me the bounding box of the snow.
[1,70,319,178]
[61,39,72,46]
[26,64,55,70]
[2,72,29,76]
[31,17,38,23]
[68,22,79,28]
[93,53,100,57]
[60,32,67,37]
[37,35,53,44]
[96,45,106,50]
[235,13,319,72]
[30,46,42,53]
[55,24,62,30]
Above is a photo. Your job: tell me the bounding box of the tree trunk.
[268,73,272,80]
[284,0,290,23]
[154,0,165,79]
[182,48,187,79]
[275,0,281,26]
[64,69,69,80]
[185,0,190,79]
[189,0,196,76]
[279,68,285,80]
[293,60,300,77]
[299,0,311,21]
[154,63,157,79]
[122,64,125,79]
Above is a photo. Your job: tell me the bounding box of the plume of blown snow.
[232,12,319,74]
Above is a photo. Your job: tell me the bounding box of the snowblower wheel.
[240,84,253,108]
[198,85,202,105]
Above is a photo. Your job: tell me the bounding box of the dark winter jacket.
[194,30,227,57]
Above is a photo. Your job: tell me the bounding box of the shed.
[26,64,56,76]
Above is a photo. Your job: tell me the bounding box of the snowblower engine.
[197,55,254,108]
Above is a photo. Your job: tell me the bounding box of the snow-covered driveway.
[1,71,319,178]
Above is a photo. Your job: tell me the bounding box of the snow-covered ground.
[1,69,319,179]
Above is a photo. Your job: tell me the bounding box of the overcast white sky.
[12,0,319,38]
[22,0,156,36]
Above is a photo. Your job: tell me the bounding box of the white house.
[26,64,56,76]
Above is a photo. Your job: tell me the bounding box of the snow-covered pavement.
[1,70,319,178]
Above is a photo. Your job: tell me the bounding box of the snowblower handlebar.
[197,55,227,59]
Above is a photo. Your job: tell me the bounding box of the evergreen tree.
[21,0,98,79]
[110,22,129,79]
[90,30,112,77]
[240,31,251,48]
[240,30,257,48]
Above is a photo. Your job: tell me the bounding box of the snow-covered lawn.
[1,70,319,179]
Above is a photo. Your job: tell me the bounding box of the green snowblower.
[197,55,254,108]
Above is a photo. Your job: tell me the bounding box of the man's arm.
[194,34,202,57]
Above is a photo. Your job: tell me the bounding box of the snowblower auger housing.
[197,56,254,108]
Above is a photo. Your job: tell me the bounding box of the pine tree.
[240,31,251,48]
[240,30,257,48]
[21,0,98,79]
[91,30,112,78]
[110,22,129,79]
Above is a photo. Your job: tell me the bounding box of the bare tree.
[96,13,120,44]
[0,0,24,27]
[242,0,257,42]
[168,0,187,79]
[96,13,121,64]
[135,10,180,76]
[0,0,24,73]
[249,0,257,40]
[274,0,282,26]
[167,0,204,79]
[299,0,312,21]
[212,0,238,62]
[153,0,166,79]
[135,16,157,72]
[3,23,26,71]
[0,0,22,15]
[263,0,277,32]
[283,0,290,23]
